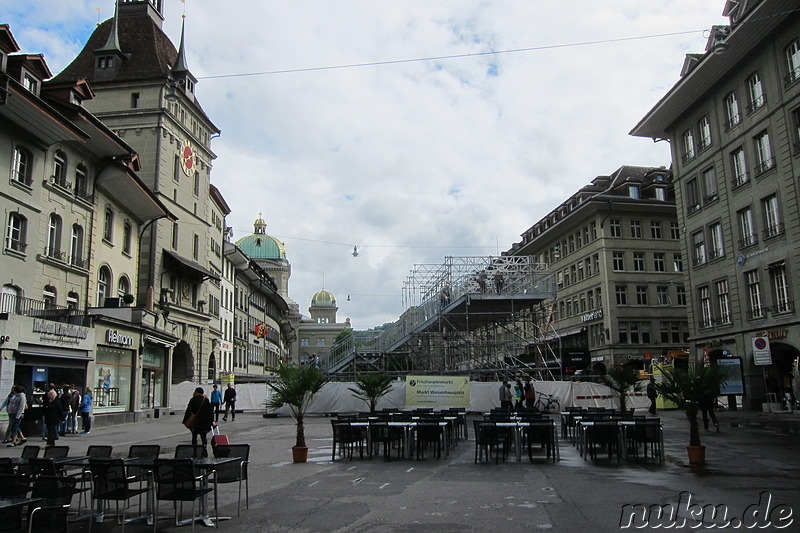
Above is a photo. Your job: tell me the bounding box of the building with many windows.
[507,166,689,376]
[632,0,800,409]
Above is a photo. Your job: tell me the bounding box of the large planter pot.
[686,445,705,464]
[292,446,309,463]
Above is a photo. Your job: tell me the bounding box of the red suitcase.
[211,426,229,452]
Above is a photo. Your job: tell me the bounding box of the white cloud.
[7,0,730,329]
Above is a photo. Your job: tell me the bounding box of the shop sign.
[627,354,644,361]
[581,309,603,322]
[32,319,89,346]
[751,336,772,366]
[0,335,9,345]
[106,329,134,347]
[755,329,787,340]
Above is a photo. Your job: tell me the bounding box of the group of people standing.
[1,383,93,447]
[499,377,535,410]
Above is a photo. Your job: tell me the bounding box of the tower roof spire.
[95,1,122,54]
[172,17,190,75]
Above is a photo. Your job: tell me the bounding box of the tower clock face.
[180,140,196,176]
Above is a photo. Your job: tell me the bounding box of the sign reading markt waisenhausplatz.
[406,375,470,408]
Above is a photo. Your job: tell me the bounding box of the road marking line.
[308,481,319,487]
[379,483,390,489]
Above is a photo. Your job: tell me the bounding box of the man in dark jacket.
[222,383,237,421]
[44,385,63,447]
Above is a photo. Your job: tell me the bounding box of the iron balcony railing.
[0,293,86,325]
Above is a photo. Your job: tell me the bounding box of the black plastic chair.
[0,457,15,475]
[0,473,30,532]
[175,444,207,459]
[152,458,217,533]
[87,445,113,458]
[473,421,509,464]
[29,458,59,478]
[330,421,365,461]
[586,420,621,462]
[43,446,69,458]
[211,444,250,515]
[415,423,444,460]
[524,420,556,463]
[20,445,41,459]
[368,422,405,460]
[88,458,152,533]
[629,419,662,462]
[28,475,78,533]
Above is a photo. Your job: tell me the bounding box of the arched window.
[53,150,68,187]
[6,212,27,254]
[122,221,132,254]
[66,290,79,311]
[1,284,20,314]
[46,213,62,258]
[97,265,111,306]
[12,146,32,186]
[70,224,84,268]
[117,275,130,298]
[43,284,57,308]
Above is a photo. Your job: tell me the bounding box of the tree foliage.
[266,364,328,447]
[348,372,393,413]
[600,365,643,413]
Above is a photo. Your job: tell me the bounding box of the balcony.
[738,235,758,249]
[754,158,776,177]
[703,192,718,206]
[708,248,724,261]
[724,115,741,131]
[687,203,701,215]
[68,255,87,269]
[746,307,767,320]
[5,239,27,254]
[698,319,714,330]
[784,67,800,88]
[746,96,766,114]
[763,223,784,240]
[681,152,695,165]
[0,293,86,325]
[11,173,33,187]
[43,246,66,262]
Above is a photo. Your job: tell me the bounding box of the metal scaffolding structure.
[321,255,559,380]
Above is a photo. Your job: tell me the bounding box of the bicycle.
[533,392,561,414]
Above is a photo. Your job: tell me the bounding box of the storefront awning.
[163,249,220,282]
[17,345,92,361]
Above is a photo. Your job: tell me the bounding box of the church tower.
[51,0,224,384]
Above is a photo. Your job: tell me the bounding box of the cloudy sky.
[6,1,729,329]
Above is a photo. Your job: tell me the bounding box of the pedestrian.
[68,385,81,433]
[5,385,27,447]
[514,379,523,411]
[699,392,719,431]
[80,387,93,434]
[440,284,451,309]
[477,271,487,293]
[310,354,320,369]
[58,384,71,436]
[523,377,535,409]
[222,382,237,421]
[494,270,504,294]
[499,380,513,411]
[44,386,63,446]
[210,384,222,423]
[646,377,657,415]
[183,387,215,457]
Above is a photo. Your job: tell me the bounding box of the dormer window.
[628,185,640,199]
[22,72,38,94]
[97,56,114,69]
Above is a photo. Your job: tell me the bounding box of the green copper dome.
[312,288,336,306]
[235,213,286,260]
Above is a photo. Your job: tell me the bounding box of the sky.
[4,1,731,330]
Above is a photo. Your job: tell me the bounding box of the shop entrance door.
[141,369,155,409]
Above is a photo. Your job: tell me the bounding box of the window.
[66,291,79,311]
[316,338,326,347]
[53,150,67,187]
[762,194,782,239]
[630,220,642,238]
[11,147,32,186]
[171,222,179,250]
[577,261,584,281]
[593,254,600,276]
[692,231,706,266]
[698,116,711,150]
[731,148,748,188]
[585,257,592,277]
[103,207,114,242]
[702,167,718,204]
[70,224,84,268]
[22,73,39,94]
[716,279,731,324]
[97,266,111,306]
[618,322,628,344]
[75,165,87,198]
[633,252,645,272]
[122,222,132,255]
[615,285,627,305]
[46,214,62,258]
[654,187,666,201]
[738,207,756,248]
[612,252,624,271]
[725,92,740,129]
[628,185,640,199]
[708,222,724,260]
[193,234,199,260]
[698,286,713,328]
[43,285,56,308]
[131,92,140,108]
[670,222,680,240]
[686,178,700,213]
[769,262,791,314]
[786,40,800,85]
[117,276,130,298]
[630,322,640,344]
[587,290,594,309]
[609,219,621,237]
[682,130,695,162]
[673,254,684,272]
[591,222,597,240]
[747,72,765,112]
[97,56,114,69]
[300,338,309,347]
[6,213,27,254]
[636,286,648,305]
[650,222,662,239]
[745,269,763,319]
[653,253,665,272]
[792,108,800,154]
[193,173,200,197]
[657,286,669,305]
[676,286,687,306]
[754,131,774,174]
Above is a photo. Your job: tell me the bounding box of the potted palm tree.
[266,363,328,463]
[600,365,643,414]
[654,363,727,465]
[348,372,394,413]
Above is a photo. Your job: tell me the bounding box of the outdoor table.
[0,496,42,510]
